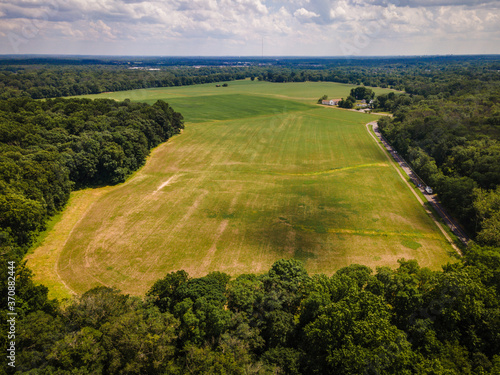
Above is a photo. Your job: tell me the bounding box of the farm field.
[27,81,454,297]
[72,79,398,108]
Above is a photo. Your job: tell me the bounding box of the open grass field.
[73,79,398,109]
[27,80,455,298]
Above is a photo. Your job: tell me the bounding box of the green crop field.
[72,79,398,107]
[27,80,455,298]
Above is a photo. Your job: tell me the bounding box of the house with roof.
[321,99,341,106]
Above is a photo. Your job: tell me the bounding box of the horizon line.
[1,53,500,59]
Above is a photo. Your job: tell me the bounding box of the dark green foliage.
[146,270,189,312]
[374,92,417,113]
[147,271,232,347]
[474,187,500,247]
[62,287,130,330]
[317,94,328,104]
[338,95,356,109]
[15,311,66,372]
[335,264,373,288]
[0,97,183,260]
[303,292,414,374]
[4,55,499,103]
[350,86,375,101]
[98,305,178,374]
[177,273,229,305]
[7,286,179,375]
[378,81,500,243]
[0,64,246,100]
[4,253,500,374]
[262,347,302,375]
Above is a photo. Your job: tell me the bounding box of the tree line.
[1,253,500,374]
[2,55,500,100]
[375,80,500,247]
[0,97,183,261]
[0,66,248,100]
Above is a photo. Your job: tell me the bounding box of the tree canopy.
[2,254,500,374]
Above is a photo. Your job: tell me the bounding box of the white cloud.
[293,7,319,22]
[0,0,498,55]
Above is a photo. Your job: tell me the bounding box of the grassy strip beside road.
[367,122,464,255]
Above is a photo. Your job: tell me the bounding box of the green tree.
[100,306,178,374]
[317,95,328,104]
[63,287,130,330]
[146,270,189,312]
[350,86,375,101]
[303,291,414,374]
[47,326,107,374]
[338,96,355,109]
[474,186,500,247]
[15,311,66,372]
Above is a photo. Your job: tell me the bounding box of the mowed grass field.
[27,80,454,297]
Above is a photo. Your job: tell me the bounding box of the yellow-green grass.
[28,81,454,297]
[25,188,114,300]
[74,79,396,106]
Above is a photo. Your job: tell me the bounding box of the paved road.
[368,121,470,252]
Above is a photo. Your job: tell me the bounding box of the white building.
[322,99,340,106]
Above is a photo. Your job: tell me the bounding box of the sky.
[0,0,499,56]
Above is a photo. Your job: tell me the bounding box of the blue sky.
[0,0,499,56]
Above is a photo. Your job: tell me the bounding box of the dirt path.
[366,121,464,256]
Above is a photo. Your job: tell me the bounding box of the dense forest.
[0,66,247,99]
[2,255,500,374]
[0,97,183,261]
[375,74,500,247]
[1,56,500,374]
[2,55,499,100]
